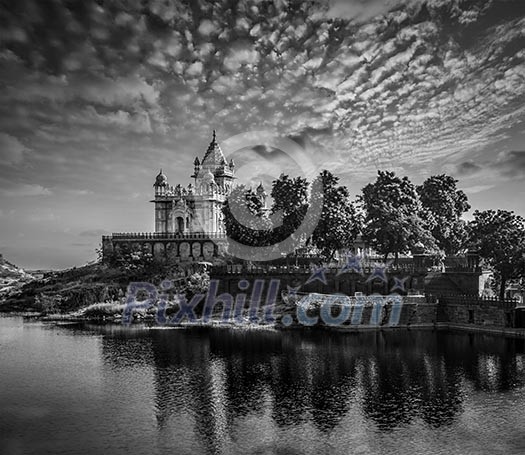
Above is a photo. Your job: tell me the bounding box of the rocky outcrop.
[0,262,127,313]
[0,254,34,301]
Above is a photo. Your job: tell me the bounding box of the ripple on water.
[2,318,525,454]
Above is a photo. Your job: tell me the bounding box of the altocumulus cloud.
[2,184,52,197]
[456,151,525,178]
[0,132,26,165]
[0,0,524,268]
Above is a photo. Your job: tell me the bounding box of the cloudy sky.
[0,0,524,269]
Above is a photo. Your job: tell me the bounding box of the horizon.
[1,0,524,270]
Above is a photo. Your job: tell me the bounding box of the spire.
[201,129,227,169]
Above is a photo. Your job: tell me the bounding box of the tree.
[269,173,310,246]
[311,170,362,262]
[468,210,525,300]
[361,170,436,263]
[222,184,271,246]
[417,174,470,254]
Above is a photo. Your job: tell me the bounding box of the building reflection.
[150,329,224,454]
[94,325,525,444]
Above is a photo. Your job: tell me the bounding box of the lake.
[1,316,525,454]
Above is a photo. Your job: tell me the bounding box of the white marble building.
[152,130,235,235]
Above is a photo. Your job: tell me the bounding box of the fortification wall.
[102,234,227,262]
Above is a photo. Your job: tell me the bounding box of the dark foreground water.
[1,317,525,455]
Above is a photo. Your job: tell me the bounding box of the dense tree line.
[468,209,525,300]
[222,170,361,261]
[222,169,525,293]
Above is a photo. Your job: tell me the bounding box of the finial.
[212,129,216,141]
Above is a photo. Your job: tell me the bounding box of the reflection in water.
[4,316,525,455]
[95,326,525,444]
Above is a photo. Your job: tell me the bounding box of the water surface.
[1,316,525,454]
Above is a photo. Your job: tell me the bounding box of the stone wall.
[102,234,227,263]
[212,270,428,296]
[440,303,510,327]
[278,294,518,330]
[278,298,438,329]
[437,295,516,328]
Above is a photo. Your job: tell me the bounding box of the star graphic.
[286,284,301,297]
[338,253,363,276]
[305,265,328,285]
[390,276,410,293]
[366,262,390,283]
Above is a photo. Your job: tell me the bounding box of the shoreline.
[4,311,525,338]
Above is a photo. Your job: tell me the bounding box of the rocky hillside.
[0,254,34,300]
[0,261,130,313]
[0,259,209,315]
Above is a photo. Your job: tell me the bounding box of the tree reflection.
[94,325,525,443]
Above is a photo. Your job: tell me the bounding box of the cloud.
[455,151,525,180]
[223,41,258,71]
[74,106,153,134]
[0,25,28,44]
[462,184,496,194]
[494,151,525,177]
[66,189,94,196]
[2,184,52,197]
[186,61,204,77]
[457,160,483,176]
[325,0,401,22]
[198,19,219,36]
[0,132,26,165]
[28,212,59,222]
[1,0,525,267]
[2,71,159,107]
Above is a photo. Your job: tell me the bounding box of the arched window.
[176,217,184,233]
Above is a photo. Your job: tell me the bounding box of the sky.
[0,0,524,269]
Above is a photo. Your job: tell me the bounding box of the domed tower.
[152,169,172,233]
[149,131,235,236]
[154,169,168,190]
[190,130,235,233]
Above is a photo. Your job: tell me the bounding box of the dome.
[203,169,215,183]
[154,169,168,187]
